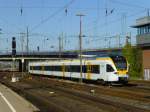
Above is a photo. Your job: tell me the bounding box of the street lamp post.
[76,13,85,83]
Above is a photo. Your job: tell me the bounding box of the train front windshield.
[111,56,127,70]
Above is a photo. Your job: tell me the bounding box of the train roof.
[28,55,125,64]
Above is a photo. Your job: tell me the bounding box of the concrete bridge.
[0,48,122,72]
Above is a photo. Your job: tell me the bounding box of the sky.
[0,0,149,53]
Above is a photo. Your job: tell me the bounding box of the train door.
[41,64,45,75]
[69,65,72,79]
[31,63,34,73]
[62,64,65,78]
[87,62,92,80]
[100,64,107,81]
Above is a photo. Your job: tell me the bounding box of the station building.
[132,16,150,80]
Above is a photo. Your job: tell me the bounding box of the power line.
[0,6,109,10]
[84,9,146,34]
[30,0,75,32]
[110,0,148,9]
[0,17,24,32]
[84,0,148,34]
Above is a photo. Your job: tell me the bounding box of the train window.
[82,65,87,73]
[92,65,100,73]
[32,65,100,73]
[45,66,50,71]
[67,66,71,72]
[54,66,61,71]
[31,66,41,70]
[64,66,69,72]
[106,64,114,72]
[51,66,55,71]
[64,66,67,72]
[111,56,127,70]
[70,65,80,72]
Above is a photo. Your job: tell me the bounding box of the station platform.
[0,83,39,112]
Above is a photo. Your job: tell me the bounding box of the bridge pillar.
[19,59,28,72]
[19,60,22,72]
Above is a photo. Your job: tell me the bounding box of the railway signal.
[12,37,16,56]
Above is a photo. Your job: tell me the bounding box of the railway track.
[33,76,150,103]
[0,72,150,112]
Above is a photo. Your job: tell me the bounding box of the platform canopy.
[131,16,150,28]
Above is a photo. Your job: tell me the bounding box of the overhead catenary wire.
[0,17,24,32]
[110,0,148,9]
[30,0,75,32]
[0,0,148,52]
[84,9,146,34]
[84,0,149,35]
[0,5,116,10]
[6,5,145,38]
[3,10,143,51]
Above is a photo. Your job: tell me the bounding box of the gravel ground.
[0,72,150,112]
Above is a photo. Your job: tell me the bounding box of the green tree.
[122,43,143,79]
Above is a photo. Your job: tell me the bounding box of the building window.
[145,26,147,33]
[148,25,150,33]
[141,27,144,34]
[137,28,140,35]
[138,25,150,35]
